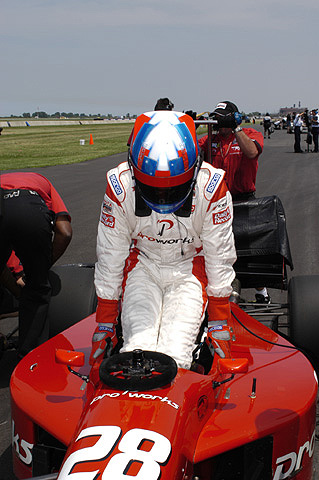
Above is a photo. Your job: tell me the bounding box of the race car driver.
[90,111,237,370]
[0,172,72,357]
[198,101,270,304]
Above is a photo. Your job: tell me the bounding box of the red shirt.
[198,128,263,196]
[0,172,71,220]
[7,251,23,276]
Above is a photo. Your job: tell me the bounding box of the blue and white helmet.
[129,111,200,213]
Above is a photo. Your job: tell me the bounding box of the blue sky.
[2,0,318,116]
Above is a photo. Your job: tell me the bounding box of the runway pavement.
[1,126,319,478]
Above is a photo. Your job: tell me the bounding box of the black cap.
[212,101,239,116]
[209,101,239,129]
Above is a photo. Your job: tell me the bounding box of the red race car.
[10,196,319,480]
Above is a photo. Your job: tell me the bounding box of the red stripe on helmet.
[133,165,194,187]
[137,147,149,170]
[178,148,189,171]
[130,114,151,154]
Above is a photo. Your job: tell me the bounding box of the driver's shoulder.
[106,162,133,204]
[197,163,226,200]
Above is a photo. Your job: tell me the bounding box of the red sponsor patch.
[101,213,115,228]
[213,207,231,224]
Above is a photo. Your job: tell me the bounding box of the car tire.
[288,275,319,370]
[45,263,97,339]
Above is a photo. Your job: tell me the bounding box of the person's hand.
[89,323,117,365]
[206,322,231,358]
[16,274,25,288]
[231,112,242,129]
[0,266,22,299]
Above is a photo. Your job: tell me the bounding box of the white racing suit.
[94,161,236,369]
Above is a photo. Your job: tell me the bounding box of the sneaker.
[255,293,271,304]
[206,325,231,359]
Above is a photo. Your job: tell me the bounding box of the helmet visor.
[136,178,193,214]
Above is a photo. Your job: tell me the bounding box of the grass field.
[0,123,210,170]
[0,123,134,170]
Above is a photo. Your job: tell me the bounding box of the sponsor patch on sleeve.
[109,173,123,195]
[206,173,222,194]
[103,200,113,214]
[100,213,115,228]
[213,206,231,224]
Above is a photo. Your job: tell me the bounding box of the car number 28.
[57,426,172,480]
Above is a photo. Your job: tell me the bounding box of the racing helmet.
[210,100,242,129]
[129,111,200,214]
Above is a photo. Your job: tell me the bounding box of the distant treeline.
[2,112,137,120]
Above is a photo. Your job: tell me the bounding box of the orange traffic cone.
[89,134,94,145]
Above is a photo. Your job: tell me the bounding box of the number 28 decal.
[58,426,172,480]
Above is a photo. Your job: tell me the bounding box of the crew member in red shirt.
[198,101,263,202]
[0,172,72,357]
[199,101,269,303]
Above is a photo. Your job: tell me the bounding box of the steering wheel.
[99,350,178,391]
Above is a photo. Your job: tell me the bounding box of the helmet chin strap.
[192,155,203,184]
[128,151,152,217]
[127,150,134,178]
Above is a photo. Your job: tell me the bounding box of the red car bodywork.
[10,303,317,480]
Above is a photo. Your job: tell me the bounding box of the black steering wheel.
[99,350,178,391]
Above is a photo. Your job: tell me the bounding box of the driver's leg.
[157,257,207,369]
[120,261,162,353]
